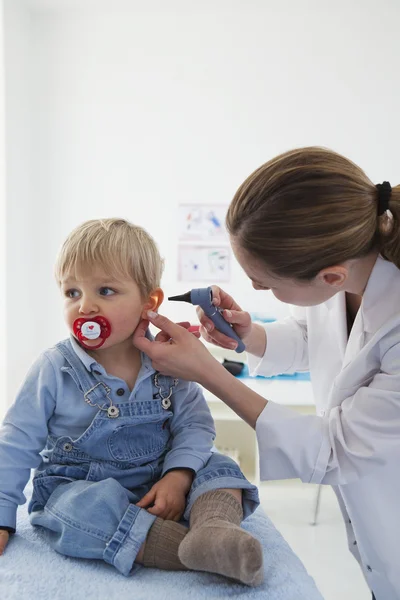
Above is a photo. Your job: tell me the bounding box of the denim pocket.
[108,414,172,464]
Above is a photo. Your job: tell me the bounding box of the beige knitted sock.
[178,490,264,586]
[142,518,189,571]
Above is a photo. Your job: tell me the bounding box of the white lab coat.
[251,255,400,600]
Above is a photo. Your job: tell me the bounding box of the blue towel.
[238,364,311,381]
[0,485,323,600]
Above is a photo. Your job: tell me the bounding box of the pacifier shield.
[73,316,111,349]
[81,321,101,340]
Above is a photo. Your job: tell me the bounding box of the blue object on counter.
[249,314,276,324]
[238,364,310,381]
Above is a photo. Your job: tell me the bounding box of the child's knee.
[46,478,131,531]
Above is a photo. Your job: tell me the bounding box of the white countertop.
[203,377,314,407]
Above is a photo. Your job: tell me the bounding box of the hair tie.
[376,181,392,216]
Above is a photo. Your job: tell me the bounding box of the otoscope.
[168,286,245,353]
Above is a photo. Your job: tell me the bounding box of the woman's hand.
[132,313,224,384]
[197,286,252,349]
[197,286,266,357]
[133,312,268,428]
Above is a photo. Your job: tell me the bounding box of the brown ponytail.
[378,186,400,266]
[226,147,400,280]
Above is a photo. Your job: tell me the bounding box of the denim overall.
[29,339,259,576]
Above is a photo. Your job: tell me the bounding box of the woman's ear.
[318,265,349,288]
[142,288,164,318]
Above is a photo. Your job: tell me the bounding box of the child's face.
[61,267,162,351]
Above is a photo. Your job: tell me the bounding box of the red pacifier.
[73,316,111,349]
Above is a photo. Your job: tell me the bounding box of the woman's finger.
[221,308,252,328]
[132,319,153,353]
[133,310,220,383]
[147,312,187,339]
[200,327,238,349]
[199,309,251,347]
[154,331,171,343]
[196,306,215,332]
[196,291,244,338]
[133,313,186,354]
[209,285,225,307]
[210,286,242,312]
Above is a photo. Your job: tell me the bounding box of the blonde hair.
[55,218,164,297]
[226,147,400,280]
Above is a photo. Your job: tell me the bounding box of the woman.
[133,147,400,600]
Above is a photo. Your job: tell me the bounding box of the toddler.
[0,218,262,585]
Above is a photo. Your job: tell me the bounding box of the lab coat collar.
[326,255,400,335]
[361,255,400,334]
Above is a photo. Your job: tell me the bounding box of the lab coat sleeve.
[256,341,400,485]
[248,305,309,377]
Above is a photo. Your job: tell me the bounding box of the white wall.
[4,0,400,402]
[3,0,34,407]
[0,0,7,417]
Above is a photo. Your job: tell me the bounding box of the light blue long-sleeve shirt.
[0,336,216,530]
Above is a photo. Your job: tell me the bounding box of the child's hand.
[137,469,194,521]
[0,529,10,555]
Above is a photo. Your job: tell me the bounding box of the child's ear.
[142,288,164,318]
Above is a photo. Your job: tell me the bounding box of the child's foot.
[142,518,189,570]
[178,520,263,586]
[178,490,263,586]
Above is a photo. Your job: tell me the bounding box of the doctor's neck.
[342,250,380,298]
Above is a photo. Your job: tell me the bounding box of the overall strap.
[56,339,110,406]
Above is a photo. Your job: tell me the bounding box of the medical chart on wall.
[177,204,231,283]
[178,204,228,241]
[178,245,230,282]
